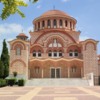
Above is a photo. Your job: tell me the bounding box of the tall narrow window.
[16,48,21,55]
[74,50,78,57]
[48,20,51,27]
[59,20,63,26]
[69,50,73,57]
[48,50,52,57]
[42,21,45,28]
[38,50,41,57]
[54,50,57,57]
[53,19,57,27]
[65,20,68,27]
[33,50,36,57]
[38,22,40,30]
[59,50,62,57]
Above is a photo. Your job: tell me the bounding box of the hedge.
[6,78,16,86]
[0,79,7,87]
[18,79,25,86]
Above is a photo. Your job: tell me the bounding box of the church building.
[9,10,100,84]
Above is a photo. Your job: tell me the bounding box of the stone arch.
[67,45,81,53]
[34,30,76,44]
[12,41,26,50]
[30,44,44,53]
[10,59,26,74]
[85,42,96,50]
[44,35,64,47]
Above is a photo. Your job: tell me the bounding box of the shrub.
[7,78,16,86]
[18,79,25,86]
[0,79,7,87]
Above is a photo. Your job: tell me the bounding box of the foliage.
[0,0,39,20]
[18,79,25,86]
[1,39,9,78]
[0,60,4,78]
[0,79,7,87]
[6,78,16,86]
[13,72,18,77]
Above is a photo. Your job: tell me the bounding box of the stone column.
[45,20,47,29]
[63,19,65,28]
[40,21,42,29]
[42,69,44,78]
[68,67,70,78]
[51,19,53,28]
[68,20,70,30]
[57,19,59,28]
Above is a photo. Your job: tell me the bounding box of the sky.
[0,0,100,55]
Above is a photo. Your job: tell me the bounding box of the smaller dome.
[17,33,28,38]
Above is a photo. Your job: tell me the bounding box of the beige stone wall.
[10,61,26,74]
[83,42,98,76]
[98,64,100,76]
[9,40,29,79]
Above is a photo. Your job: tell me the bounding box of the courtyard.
[0,86,100,100]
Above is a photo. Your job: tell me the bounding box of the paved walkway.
[0,86,100,100]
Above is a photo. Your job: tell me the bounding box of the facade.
[9,10,99,82]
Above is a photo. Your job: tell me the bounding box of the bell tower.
[9,33,29,79]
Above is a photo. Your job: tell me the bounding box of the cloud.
[36,5,41,9]
[0,23,33,55]
[62,0,70,2]
[0,23,23,35]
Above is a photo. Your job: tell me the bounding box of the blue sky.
[0,0,100,54]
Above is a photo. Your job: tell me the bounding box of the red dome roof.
[17,33,28,37]
[41,10,70,17]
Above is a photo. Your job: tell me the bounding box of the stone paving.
[0,86,100,100]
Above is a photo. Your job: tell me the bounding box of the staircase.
[25,78,89,86]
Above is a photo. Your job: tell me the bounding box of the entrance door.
[51,68,61,78]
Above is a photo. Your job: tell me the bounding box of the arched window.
[69,50,73,57]
[53,19,57,27]
[47,20,51,27]
[42,20,45,28]
[59,20,63,26]
[38,50,41,57]
[48,50,52,57]
[65,20,68,27]
[74,50,78,57]
[33,50,36,57]
[54,50,57,57]
[38,22,40,30]
[16,48,21,55]
[59,50,62,57]
[70,22,72,29]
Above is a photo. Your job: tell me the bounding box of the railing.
[85,73,94,86]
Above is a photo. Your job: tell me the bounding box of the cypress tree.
[1,39,9,78]
[0,59,4,78]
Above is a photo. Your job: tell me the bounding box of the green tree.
[0,0,39,20]
[0,59,4,78]
[1,39,9,78]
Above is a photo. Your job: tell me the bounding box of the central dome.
[41,10,70,17]
[33,9,77,32]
